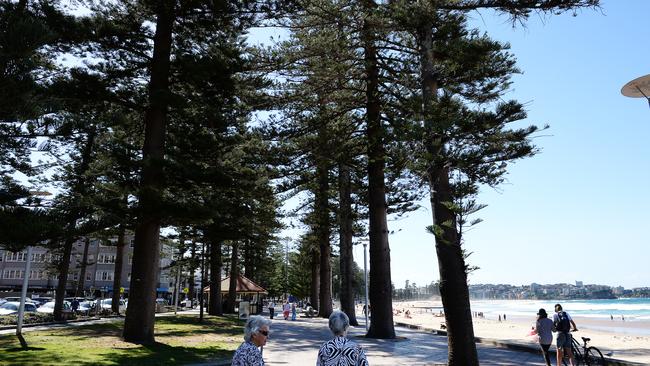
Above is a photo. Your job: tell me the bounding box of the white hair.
[244,315,271,342]
[328,310,350,336]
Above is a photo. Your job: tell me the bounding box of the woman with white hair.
[317,310,369,366]
[232,315,272,366]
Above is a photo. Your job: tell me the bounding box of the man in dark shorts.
[553,303,578,366]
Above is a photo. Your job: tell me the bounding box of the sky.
[14,1,647,290]
[364,0,650,289]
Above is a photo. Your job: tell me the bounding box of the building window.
[129,238,135,248]
[31,253,45,263]
[95,271,113,281]
[5,252,27,262]
[3,269,24,279]
[86,272,92,281]
[98,254,116,264]
[127,273,131,282]
[29,270,46,280]
[128,255,132,265]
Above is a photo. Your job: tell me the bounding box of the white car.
[100,298,127,313]
[35,301,71,314]
[0,301,37,315]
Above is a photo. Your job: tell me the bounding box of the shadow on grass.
[100,341,233,366]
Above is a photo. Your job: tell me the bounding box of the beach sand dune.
[391,300,650,364]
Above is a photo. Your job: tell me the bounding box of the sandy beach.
[391,300,650,364]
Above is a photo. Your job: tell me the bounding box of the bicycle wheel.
[584,347,605,366]
[561,345,582,366]
[571,339,583,366]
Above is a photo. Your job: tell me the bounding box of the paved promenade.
[260,315,548,366]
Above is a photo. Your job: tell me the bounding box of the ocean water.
[469,298,650,321]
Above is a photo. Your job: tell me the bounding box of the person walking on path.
[317,310,369,366]
[553,303,578,366]
[268,301,275,320]
[291,302,297,321]
[533,308,554,366]
[282,300,291,320]
[232,315,272,366]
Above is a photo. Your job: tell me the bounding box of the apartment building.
[0,236,176,298]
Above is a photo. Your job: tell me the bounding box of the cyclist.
[553,303,579,366]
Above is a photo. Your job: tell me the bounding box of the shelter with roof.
[204,274,267,314]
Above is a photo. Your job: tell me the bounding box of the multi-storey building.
[0,236,176,298]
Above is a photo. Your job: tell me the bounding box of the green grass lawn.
[0,315,244,365]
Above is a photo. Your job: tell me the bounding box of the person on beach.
[533,308,554,366]
[317,310,369,366]
[553,303,578,366]
[232,315,271,366]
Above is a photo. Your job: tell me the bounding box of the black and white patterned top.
[232,341,264,366]
[317,336,369,366]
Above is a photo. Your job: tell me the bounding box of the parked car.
[32,297,53,306]
[0,301,37,315]
[180,299,193,308]
[36,301,72,314]
[3,297,37,305]
[64,297,93,315]
[100,298,127,313]
[0,298,6,306]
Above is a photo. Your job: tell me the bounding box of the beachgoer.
[316,310,369,366]
[282,300,291,320]
[611,314,613,321]
[553,303,578,366]
[231,315,271,366]
[503,313,507,321]
[268,301,275,319]
[534,308,554,366]
[291,302,297,321]
[622,315,625,321]
[498,314,501,322]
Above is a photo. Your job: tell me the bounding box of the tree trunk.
[76,237,90,296]
[54,129,97,321]
[316,131,332,318]
[362,0,395,339]
[199,241,206,321]
[123,0,174,344]
[417,20,478,366]
[430,166,477,366]
[209,239,223,315]
[225,241,239,313]
[188,237,197,304]
[338,161,358,325]
[111,226,126,314]
[310,248,320,310]
[53,236,74,321]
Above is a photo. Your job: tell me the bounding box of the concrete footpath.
[257,315,547,366]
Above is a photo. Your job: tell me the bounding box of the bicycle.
[561,335,605,366]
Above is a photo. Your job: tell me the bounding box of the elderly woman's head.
[328,310,351,337]
[244,315,272,347]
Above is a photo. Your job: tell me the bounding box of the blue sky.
[374,1,650,289]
